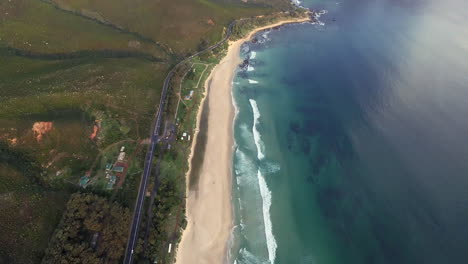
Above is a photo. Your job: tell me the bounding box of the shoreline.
[175,16,310,264]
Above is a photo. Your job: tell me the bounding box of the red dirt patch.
[207,18,215,26]
[114,161,128,188]
[89,120,101,140]
[128,40,141,48]
[90,125,99,140]
[8,138,17,146]
[32,122,53,142]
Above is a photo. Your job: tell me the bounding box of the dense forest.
[42,193,130,264]
[141,176,184,262]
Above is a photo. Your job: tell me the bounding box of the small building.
[91,233,99,249]
[107,175,117,190]
[105,163,113,171]
[184,90,194,100]
[113,166,124,173]
[120,146,125,152]
[79,176,90,187]
[118,152,126,161]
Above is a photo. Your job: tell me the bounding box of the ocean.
[230,0,468,263]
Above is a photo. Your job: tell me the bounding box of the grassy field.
[0,162,69,264]
[0,0,167,58]
[0,55,167,118]
[0,54,169,201]
[49,0,292,55]
[0,53,168,262]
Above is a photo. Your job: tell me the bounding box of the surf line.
[249,99,277,264]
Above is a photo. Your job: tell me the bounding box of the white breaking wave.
[257,169,277,264]
[235,149,258,187]
[247,66,255,72]
[249,79,259,84]
[255,31,271,44]
[242,45,250,54]
[240,222,246,231]
[248,99,276,263]
[237,248,266,264]
[227,225,239,264]
[291,0,302,6]
[240,123,255,152]
[311,10,328,26]
[263,162,281,175]
[237,190,244,212]
[249,99,265,159]
[250,51,257,59]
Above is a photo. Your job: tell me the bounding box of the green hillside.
[49,0,293,54]
[0,0,167,58]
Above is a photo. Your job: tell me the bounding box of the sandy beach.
[175,17,310,264]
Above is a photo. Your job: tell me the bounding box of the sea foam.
[291,0,302,6]
[250,51,257,59]
[249,99,265,159]
[257,169,277,264]
[263,161,281,174]
[249,99,277,263]
[311,10,328,26]
[239,123,255,152]
[235,149,257,187]
[248,79,259,84]
[237,248,265,264]
[247,66,255,72]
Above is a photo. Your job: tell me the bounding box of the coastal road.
[123,21,236,264]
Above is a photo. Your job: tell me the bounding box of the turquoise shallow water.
[231,0,468,263]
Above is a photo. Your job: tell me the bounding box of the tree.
[42,193,130,263]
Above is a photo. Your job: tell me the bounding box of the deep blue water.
[231,0,468,263]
